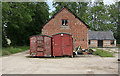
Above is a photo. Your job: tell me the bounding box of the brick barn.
[42,6,116,49]
[88,31,116,48]
[42,6,90,49]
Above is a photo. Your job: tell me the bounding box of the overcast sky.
[47,0,117,13]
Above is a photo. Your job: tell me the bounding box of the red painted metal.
[30,35,52,57]
[52,34,62,56]
[52,33,73,57]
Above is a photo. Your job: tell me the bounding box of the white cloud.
[104,0,115,5]
[47,0,55,13]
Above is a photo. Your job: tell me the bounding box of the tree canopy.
[2,1,120,47]
[2,2,49,46]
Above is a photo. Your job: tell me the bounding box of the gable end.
[43,6,90,28]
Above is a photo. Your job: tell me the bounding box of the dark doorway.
[98,40,103,48]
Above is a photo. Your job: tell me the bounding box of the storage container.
[30,35,52,57]
[52,33,73,57]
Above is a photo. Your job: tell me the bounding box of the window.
[88,40,90,44]
[62,19,68,26]
[111,40,114,45]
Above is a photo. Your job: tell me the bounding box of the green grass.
[116,44,120,48]
[94,49,114,57]
[88,47,97,49]
[2,46,29,56]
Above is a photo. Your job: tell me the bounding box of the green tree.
[2,2,49,46]
[107,2,118,32]
[88,1,111,31]
[115,2,120,44]
[2,33,8,47]
[52,2,89,24]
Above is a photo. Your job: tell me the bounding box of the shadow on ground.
[25,55,95,59]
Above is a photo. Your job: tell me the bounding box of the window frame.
[111,40,114,45]
[88,40,90,44]
[61,19,68,26]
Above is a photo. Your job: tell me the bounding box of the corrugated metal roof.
[88,31,115,40]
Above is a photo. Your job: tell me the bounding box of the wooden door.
[53,35,62,56]
[62,34,73,56]
[98,40,103,48]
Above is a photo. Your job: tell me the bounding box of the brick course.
[88,40,98,48]
[88,40,116,48]
[103,40,116,47]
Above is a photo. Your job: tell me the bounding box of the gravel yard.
[1,50,118,74]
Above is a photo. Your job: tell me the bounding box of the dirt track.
[2,50,118,74]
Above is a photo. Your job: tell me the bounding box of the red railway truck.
[30,35,52,57]
[52,33,73,57]
[30,33,73,57]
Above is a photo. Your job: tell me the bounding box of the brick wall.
[88,40,98,48]
[42,8,88,49]
[88,40,116,48]
[103,40,116,47]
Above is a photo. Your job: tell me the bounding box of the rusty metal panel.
[36,36,44,53]
[37,52,44,56]
[52,33,73,57]
[30,35,52,57]
[37,36,43,40]
[44,37,51,57]
[37,48,44,51]
[30,36,37,54]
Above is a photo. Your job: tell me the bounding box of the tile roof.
[88,31,115,40]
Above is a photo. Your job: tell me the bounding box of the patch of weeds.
[116,44,120,48]
[93,49,114,57]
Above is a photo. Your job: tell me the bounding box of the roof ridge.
[89,30,112,32]
[88,31,115,40]
[42,6,90,28]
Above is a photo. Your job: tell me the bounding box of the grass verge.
[2,46,29,56]
[116,44,120,48]
[94,49,114,57]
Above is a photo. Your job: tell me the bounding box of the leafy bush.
[94,49,114,57]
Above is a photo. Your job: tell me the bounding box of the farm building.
[42,6,116,49]
[88,31,116,48]
[42,6,90,49]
